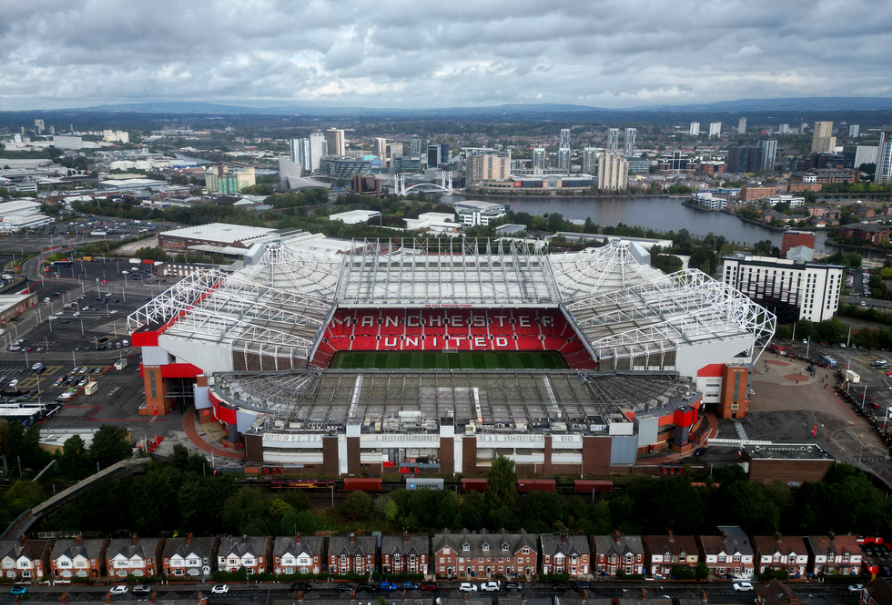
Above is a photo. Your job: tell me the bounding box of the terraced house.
[0,538,52,581]
[49,536,107,582]
[273,535,324,575]
[381,533,429,575]
[805,534,862,576]
[539,534,591,578]
[433,530,537,579]
[328,534,376,576]
[162,535,216,578]
[697,526,755,578]
[105,535,162,579]
[643,532,699,579]
[754,535,809,578]
[217,536,270,575]
[592,532,644,577]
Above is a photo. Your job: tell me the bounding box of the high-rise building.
[624,128,637,156]
[559,128,571,148]
[390,142,404,158]
[557,148,571,172]
[854,145,878,169]
[876,131,892,185]
[708,122,722,138]
[811,121,835,154]
[324,128,346,157]
[597,152,629,191]
[726,146,763,173]
[690,122,700,136]
[849,125,860,138]
[757,140,778,172]
[582,148,600,175]
[426,144,440,168]
[309,132,327,171]
[801,123,809,134]
[606,128,620,152]
[289,138,311,172]
[392,156,422,173]
[375,138,388,163]
[532,148,546,172]
[440,144,450,165]
[738,118,747,135]
[778,124,791,134]
[410,137,422,158]
[33,119,44,135]
[467,153,511,183]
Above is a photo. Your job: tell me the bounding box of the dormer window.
[481,543,490,552]
[462,544,470,553]
[501,544,510,552]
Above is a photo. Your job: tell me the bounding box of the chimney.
[668,530,674,542]
[76,534,83,547]
[720,530,727,541]
[403,531,408,543]
[700,589,708,603]
[615,530,621,544]
[350,533,355,543]
[105,593,112,604]
[296,532,301,543]
[187,532,193,545]
[642,589,648,599]
[776,532,782,544]
[19,535,25,546]
[562,534,567,543]
[132,533,138,546]
[60,594,68,605]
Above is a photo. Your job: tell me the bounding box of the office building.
[440,144,450,165]
[532,148,547,172]
[738,118,747,135]
[557,148,571,172]
[709,122,722,138]
[319,156,372,180]
[597,152,629,191]
[390,142,403,158]
[560,128,571,148]
[325,128,346,157]
[690,122,700,136]
[582,148,601,175]
[757,140,778,172]
[309,133,327,171]
[726,146,763,173]
[877,131,892,185]
[722,254,843,323]
[778,124,791,135]
[205,166,256,194]
[606,128,620,152]
[426,145,440,168]
[849,125,860,138]
[290,138,311,172]
[33,119,44,135]
[410,137,422,158]
[624,128,637,156]
[467,153,511,184]
[854,145,878,169]
[393,156,422,173]
[375,138,388,163]
[811,121,835,154]
[454,200,508,226]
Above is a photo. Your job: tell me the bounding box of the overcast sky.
[2,0,891,111]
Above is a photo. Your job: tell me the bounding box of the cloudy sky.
[1,0,890,111]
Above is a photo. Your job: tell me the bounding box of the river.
[441,194,830,253]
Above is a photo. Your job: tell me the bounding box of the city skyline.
[1,0,891,111]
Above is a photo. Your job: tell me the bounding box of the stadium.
[128,235,775,475]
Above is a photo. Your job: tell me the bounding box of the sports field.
[330,350,566,370]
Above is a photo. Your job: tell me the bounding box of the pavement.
[183,407,243,460]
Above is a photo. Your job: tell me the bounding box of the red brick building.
[328,534,376,576]
[49,536,108,582]
[381,533,429,575]
[540,535,591,578]
[433,530,537,579]
[781,231,816,258]
[643,532,699,579]
[592,532,645,577]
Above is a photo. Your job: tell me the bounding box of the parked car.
[10,585,27,595]
[379,582,399,592]
[291,582,312,592]
[421,583,438,591]
[572,581,591,590]
[356,583,377,593]
[505,582,523,591]
[849,584,864,592]
[459,583,478,592]
[210,585,229,594]
[336,584,354,592]
[480,581,500,592]
[403,582,419,590]
[733,581,753,591]
[132,585,152,595]
[109,586,128,595]
[553,584,571,593]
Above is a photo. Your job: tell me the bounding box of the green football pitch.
[330,350,567,370]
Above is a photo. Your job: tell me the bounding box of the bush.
[380,572,425,582]
[274,571,318,582]
[541,573,571,583]
[616,570,644,580]
[671,565,696,580]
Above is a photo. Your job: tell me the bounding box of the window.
[462,544,470,552]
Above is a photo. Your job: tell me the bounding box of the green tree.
[720,481,781,535]
[281,508,317,536]
[519,491,569,533]
[222,487,269,535]
[696,562,710,580]
[89,425,132,470]
[342,490,373,521]
[59,435,92,480]
[485,456,518,512]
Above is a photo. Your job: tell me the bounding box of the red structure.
[312,308,596,369]
[781,231,816,258]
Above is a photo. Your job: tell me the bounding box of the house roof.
[433,530,536,558]
[591,533,644,557]
[0,539,51,562]
[162,537,216,560]
[757,579,803,605]
[273,536,324,559]
[218,536,270,559]
[329,535,377,558]
[50,539,106,561]
[381,534,429,558]
[863,577,892,605]
[699,527,754,558]
[804,534,861,557]
[643,534,699,559]
[106,538,162,560]
[539,535,590,558]
[753,536,808,558]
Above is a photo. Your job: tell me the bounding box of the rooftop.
[744,443,834,460]
[161,222,275,245]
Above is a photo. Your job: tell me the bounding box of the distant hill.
[62,97,892,116]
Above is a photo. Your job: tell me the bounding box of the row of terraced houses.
[0,528,862,583]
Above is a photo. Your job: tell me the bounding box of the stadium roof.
[160,223,275,246]
[212,370,696,433]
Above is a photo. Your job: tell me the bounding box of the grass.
[330,350,566,370]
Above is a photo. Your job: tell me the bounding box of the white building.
[689,122,700,136]
[690,192,727,210]
[876,131,892,185]
[453,200,507,226]
[737,118,747,135]
[309,133,327,171]
[722,254,844,323]
[329,210,381,225]
[765,195,804,208]
[582,148,601,175]
[597,152,628,191]
[855,145,878,170]
[849,125,860,138]
[708,122,722,138]
[624,128,637,156]
[404,212,459,234]
[532,148,546,171]
[0,200,55,233]
[606,128,620,152]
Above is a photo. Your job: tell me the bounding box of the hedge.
[541,573,571,583]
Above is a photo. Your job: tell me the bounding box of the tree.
[89,425,132,470]
[59,435,91,480]
[485,456,518,512]
[519,491,569,533]
[342,490,373,521]
[222,487,269,535]
[719,481,781,535]
[696,562,710,580]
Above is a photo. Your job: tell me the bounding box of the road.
[0,580,862,605]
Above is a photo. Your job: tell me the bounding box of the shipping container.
[574,480,615,494]
[406,478,444,490]
[461,478,488,492]
[129,258,141,264]
[517,479,556,492]
[142,259,156,265]
[343,477,383,491]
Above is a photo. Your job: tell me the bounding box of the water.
[442,194,830,253]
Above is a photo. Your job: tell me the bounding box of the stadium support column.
[346,424,361,475]
[439,419,454,474]
[581,435,611,476]
[543,435,554,474]
[322,436,339,474]
[141,365,172,416]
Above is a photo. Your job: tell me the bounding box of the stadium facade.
[128,237,775,474]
